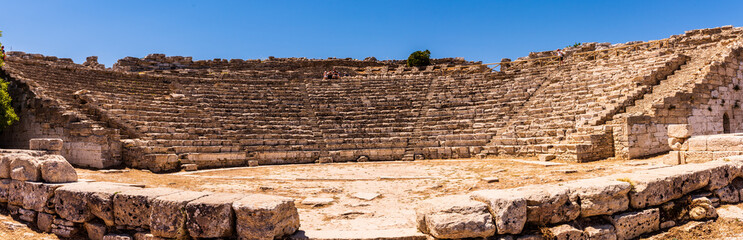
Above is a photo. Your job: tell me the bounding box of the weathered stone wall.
[622,41,743,159]
[0,148,301,240]
[668,132,743,164]
[111,53,478,75]
[416,157,743,239]
[0,73,122,168]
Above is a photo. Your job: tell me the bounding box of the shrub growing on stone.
[407,50,431,67]
[0,77,18,131]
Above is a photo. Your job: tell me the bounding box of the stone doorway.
[723,113,731,134]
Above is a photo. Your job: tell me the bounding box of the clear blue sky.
[1,1,742,67]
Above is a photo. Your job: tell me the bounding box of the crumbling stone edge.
[416,156,743,240]
[0,144,301,239]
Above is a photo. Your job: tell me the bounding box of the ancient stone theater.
[2,26,743,239]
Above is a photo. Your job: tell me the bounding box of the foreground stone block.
[0,153,21,178]
[416,195,495,239]
[233,194,301,240]
[584,224,617,240]
[85,221,107,240]
[608,208,659,240]
[513,184,580,225]
[18,208,37,222]
[52,217,80,238]
[0,179,12,203]
[714,184,740,203]
[10,154,42,181]
[568,178,631,217]
[702,160,737,190]
[470,189,527,234]
[39,155,78,183]
[549,224,586,240]
[185,193,243,238]
[37,212,54,233]
[8,180,24,206]
[29,138,64,152]
[149,191,210,238]
[55,182,141,223]
[615,163,711,209]
[114,187,182,229]
[21,181,66,213]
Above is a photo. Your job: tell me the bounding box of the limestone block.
[707,135,743,151]
[29,138,64,152]
[0,179,12,202]
[10,154,42,181]
[39,155,78,183]
[182,164,198,171]
[663,151,683,165]
[513,184,580,225]
[149,191,210,239]
[616,163,710,209]
[584,224,617,240]
[416,195,495,239]
[233,194,301,240]
[667,124,692,139]
[669,164,712,194]
[608,208,659,240]
[538,154,556,161]
[668,138,684,150]
[0,153,21,178]
[37,212,54,233]
[714,184,740,203]
[55,182,140,223]
[18,208,37,222]
[51,218,79,238]
[470,189,526,234]
[684,151,713,164]
[568,178,631,217]
[702,161,736,190]
[185,193,244,238]
[21,181,65,212]
[549,224,586,240]
[144,154,179,173]
[689,196,717,220]
[103,234,133,240]
[8,180,24,206]
[687,136,708,151]
[85,221,107,240]
[113,187,182,229]
[133,232,167,240]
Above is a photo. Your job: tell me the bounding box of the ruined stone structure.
[0,139,300,239]
[416,156,743,239]
[1,26,743,171]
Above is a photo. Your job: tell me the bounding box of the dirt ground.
[643,203,743,240]
[0,208,58,240]
[74,156,669,233]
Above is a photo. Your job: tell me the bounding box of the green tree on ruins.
[0,30,19,131]
[407,49,431,67]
